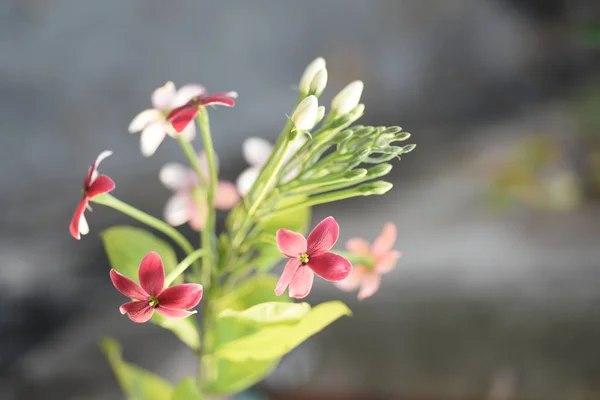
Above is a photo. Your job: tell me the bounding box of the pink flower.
[275,216,352,299]
[335,223,401,300]
[69,151,115,240]
[167,90,238,133]
[110,252,203,323]
[129,82,207,156]
[159,151,239,230]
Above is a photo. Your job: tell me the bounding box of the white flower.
[236,136,308,196]
[128,82,206,157]
[290,96,319,131]
[309,68,328,97]
[298,57,326,95]
[331,80,364,116]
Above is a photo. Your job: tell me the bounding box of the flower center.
[148,296,159,308]
[299,253,309,264]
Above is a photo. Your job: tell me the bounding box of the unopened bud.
[365,163,393,179]
[299,57,326,95]
[291,95,319,131]
[309,68,328,97]
[331,81,364,116]
[315,106,325,125]
[359,181,393,195]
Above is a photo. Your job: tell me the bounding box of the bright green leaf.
[151,313,200,351]
[100,338,173,400]
[218,302,310,327]
[214,275,286,313]
[203,355,278,396]
[214,301,351,362]
[260,197,311,235]
[101,226,179,283]
[171,377,201,400]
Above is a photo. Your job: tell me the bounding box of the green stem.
[164,248,207,286]
[196,108,217,289]
[176,135,208,187]
[91,194,196,258]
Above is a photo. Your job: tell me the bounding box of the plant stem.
[91,193,196,258]
[196,108,217,289]
[164,248,207,286]
[176,135,208,187]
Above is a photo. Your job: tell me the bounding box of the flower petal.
[200,92,237,107]
[358,273,381,301]
[128,109,162,133]
[110,269,148,301]
[167,105,199,133]
[156,307,197,319]
[375,250,401,274]
[87,175,115,198]
[276,229,307,258]
[160,163,193,191]
[69,198,88,240]
[152,81,176,110]
[85,150,113,187]
[289,265,314,299]
[334,267,363,292]
[140,122,168,157]
[119,301,154,323]
[138,251,164,297]
[164,193,192,226]
[173,84,206,108]
[308,252,352,281]
[179,119,197,141]
[306,216,339,256]
[215,181,240,209]
[346,238,371,255]
[236,166,261,196]
[275,258,301,296]
[78,213,89,236]
[157,283,203,309]
[372,223,397,255]
[243,137,273,167]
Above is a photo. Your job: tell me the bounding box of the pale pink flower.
[128,82,206,156]
[167,90,238,133]
[275,216,352,299]
[69,151,115,240]
[159,151,239,230]
[335,223,401,300]
[110,252,203,323]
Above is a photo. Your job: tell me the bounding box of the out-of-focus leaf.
[171,377,201,400]
[203,355,278,396]
[150,313,200,351]
[218,302,310,327]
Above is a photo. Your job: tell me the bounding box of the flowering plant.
[70,57,414,399]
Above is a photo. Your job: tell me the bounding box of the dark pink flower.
[69,151,115,240]
[167,90,238,133]
[110,252,203,323]
[275,216,352,299]
[335,223,401,300]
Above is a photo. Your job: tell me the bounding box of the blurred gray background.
[1,0,600,399]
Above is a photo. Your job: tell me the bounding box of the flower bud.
[299,57,326,95]
[315,106,325,125]
[358,181,393,195]
[291,95,319,131]
[309,68,328,97]
[331,81,364,116]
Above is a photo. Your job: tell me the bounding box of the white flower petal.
[243,137,273,167]
[164,193,191,226]
[172,84,206,108]
[179,120,197,141]
[79,213,89,235]
[140,123,167,157]
[159,163,192,191]
[152,81,176,110]
[128,109,162,133]
[236,166,261,196]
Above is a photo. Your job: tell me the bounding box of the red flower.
[69,151,115,240]
[110,252,203,323]
[275,216,352,299]
[166,90,238,133]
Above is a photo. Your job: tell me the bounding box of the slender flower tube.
[110,252,203,323]
[275,216,352,298]
[69,151,115,240]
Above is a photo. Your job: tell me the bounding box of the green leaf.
[150,313,200,351]
[214,301,351,362]
[101,226,179,283]
[203,356,278,396]
[214,275,286,313]
[171,377,201,400]
[100,338,173,400]
[218,302,310,327]
[260,196,311,235]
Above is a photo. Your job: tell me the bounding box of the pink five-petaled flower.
[167,90,238,133]
[110,252,203,323]
[159,151,239,230]
[69,151,115,240]
[335,223,401,300]
[275,216,352,299]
